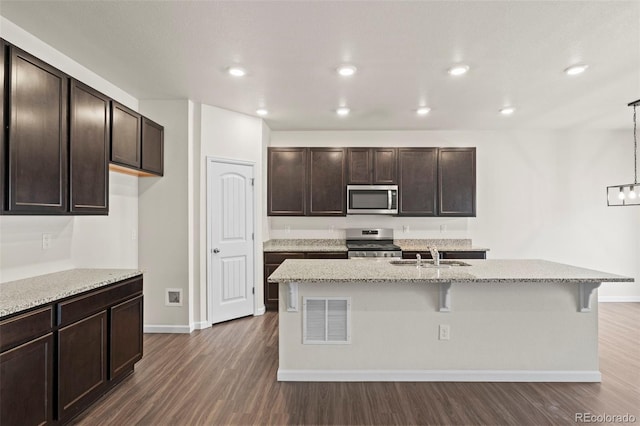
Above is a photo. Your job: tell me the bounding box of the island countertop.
[267,259,633,284]
[0,268,143,318]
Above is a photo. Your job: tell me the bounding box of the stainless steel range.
[346,228,402,259]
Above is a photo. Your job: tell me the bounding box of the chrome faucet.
[416,253,422,267]
[429,247,440,266]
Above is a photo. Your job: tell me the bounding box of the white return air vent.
[303,297,351,344]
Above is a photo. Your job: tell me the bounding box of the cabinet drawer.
[441,251,486,259]
[0,306,54,352]
[402,251,434,260]
[306,252,348,259]
[58,276,143,327]
[264,252,305,264]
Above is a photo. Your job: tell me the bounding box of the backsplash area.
[267,216,474,240]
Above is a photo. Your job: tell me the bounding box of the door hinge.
[252,233,254,240]
[251,178,255,186]
[252,287,255,295]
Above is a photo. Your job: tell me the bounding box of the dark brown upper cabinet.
[347,148,397,184]
[268,147,307,215]
[110,101,141,169]
[7,46,68,214]
[70,80,110,214]
[398,148,438,216]
[141,117,164,176]
[438,147,476,217]
[308,148,346,215]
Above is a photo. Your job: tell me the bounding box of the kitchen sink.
[389,260,471,267]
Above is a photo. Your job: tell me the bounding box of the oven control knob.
[383,253,389,257]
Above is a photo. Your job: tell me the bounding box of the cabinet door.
[308,148,346,215]
[0,333,54,426]
[373,148,397,184]
[70,79,109,214]
[398,148,437,216]
[264,264,281,310]
[267,148,307,215]
[8,47,68,213]
[347,148,372,184]
[438,148,476,216]
[141,117,164,175]
[110,101,141,169]
[58,311,107,421]
[1,40,5,213]
[110,295,143,380]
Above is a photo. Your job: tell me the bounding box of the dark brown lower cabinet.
[58,311,108,422]
[0,333,54,426]
[110,295,143,379]
[0,275,143,425]
[402,250,487,260]
[264,251,348,310]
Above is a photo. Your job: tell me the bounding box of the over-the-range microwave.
[346,185,398,215]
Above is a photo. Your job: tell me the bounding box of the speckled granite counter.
[264,238,489,253]
[0,269,142,317]
[395,239,489,252]
[268,259,632,284]
[264,239,347,252]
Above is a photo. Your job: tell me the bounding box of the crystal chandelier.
[607,99,640,206]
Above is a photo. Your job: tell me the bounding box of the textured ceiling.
[1,1,639,130]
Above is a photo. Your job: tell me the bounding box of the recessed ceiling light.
[336,107,350,116]
[564,64,589,76]
[227,66,247,77]
[499,107,515,115]
[337,64,357,77]
[448,64,469,76]
[256,108,268,116]
[416,107,431,116]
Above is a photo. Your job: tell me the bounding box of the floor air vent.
[303,297,351,344]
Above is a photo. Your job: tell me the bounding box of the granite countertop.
[264,239,348,252]
[0,269,143,318]
[267,259,633,284]
[263,239,489,252]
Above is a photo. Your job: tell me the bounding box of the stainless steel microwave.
[346,185,398,215]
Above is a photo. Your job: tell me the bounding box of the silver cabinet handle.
[213,248,220,253]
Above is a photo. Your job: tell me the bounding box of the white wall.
[138,100,192,330]
[0,18,139,283]
[269,130,640,299]
[200,105,267,316]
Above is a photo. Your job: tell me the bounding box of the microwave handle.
[388,190,392,210]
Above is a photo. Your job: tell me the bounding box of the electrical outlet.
[403,225,409,233]
[440,224,448,233]
[285,225,291,234]
[131,228,138,240]
[42,233,52,250]
[439,324,450,340]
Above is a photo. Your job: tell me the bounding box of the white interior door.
[207,158,255,324]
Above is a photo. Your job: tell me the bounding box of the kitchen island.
[268,259,633,383]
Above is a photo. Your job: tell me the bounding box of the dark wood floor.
[73,303,640,425]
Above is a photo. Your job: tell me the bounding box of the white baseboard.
[192,321,211,330]
[255,305,266,316]
[143,324,193,334]
[277,369,601,383]
[599,296,640,302]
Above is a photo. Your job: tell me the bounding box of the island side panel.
[278,281,599,381]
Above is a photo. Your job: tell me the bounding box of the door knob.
[213,248,220,253]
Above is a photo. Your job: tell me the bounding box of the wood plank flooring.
[73,303,640,425]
